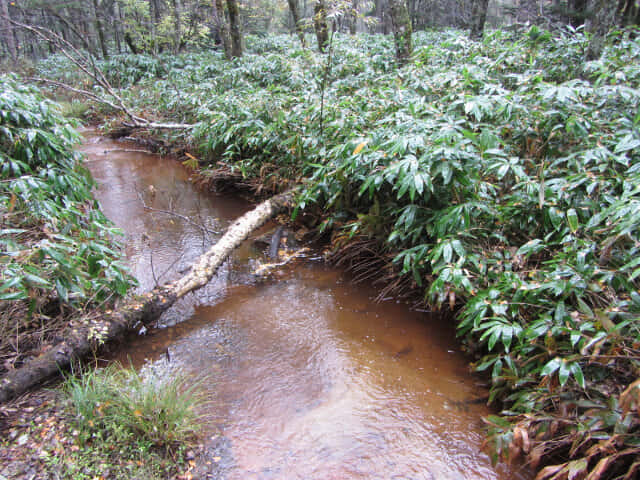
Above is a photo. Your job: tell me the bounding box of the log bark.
[0,190,295,404]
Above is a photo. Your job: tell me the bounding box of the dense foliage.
[0,76,135,371]
[36,27,640,478]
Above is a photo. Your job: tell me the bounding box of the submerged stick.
[0,190,295,404]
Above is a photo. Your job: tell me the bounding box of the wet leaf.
[567,458,588,480]
[566,208,579,233]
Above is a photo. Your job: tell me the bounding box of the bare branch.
[9,18,193,130]
[137,192,221,236]
[27,77,123,112]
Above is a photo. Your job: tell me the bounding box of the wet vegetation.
[30,26,640,478]
[0,76,135,376]
[58,363,202,479]
[2,21,640,480]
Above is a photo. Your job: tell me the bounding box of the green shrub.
[0,75,135,308]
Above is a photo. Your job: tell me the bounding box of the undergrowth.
[35,26,640,479]
[0,75,136,373]
[50,363,202,479]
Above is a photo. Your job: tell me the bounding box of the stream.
[80,133,530,480]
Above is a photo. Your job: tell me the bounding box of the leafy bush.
[0,75,135,370]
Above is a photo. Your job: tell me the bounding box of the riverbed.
[80,133,530,480]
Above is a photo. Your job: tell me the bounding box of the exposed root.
[200,163,262,194]
[329,233,432,310]
[492,376,640,480]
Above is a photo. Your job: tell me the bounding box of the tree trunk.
[226,0,243,57]
[388,0,412,63]
[215,0,232,59]
[0,190,295,404]
[469,0,489,40]
[314,0,329,52]
[568,0,588,28]
[171,0,183,53]
[287,0,306,47]
[113,1,122,53]
[124,31,139,54]
[0,0,17,62]
[149,0,159,54]
[585,0,619,60]
[92,0,109,59]
[619,0,640,26]
[349,0,358,35]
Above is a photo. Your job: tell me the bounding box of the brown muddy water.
[80,133,530,480]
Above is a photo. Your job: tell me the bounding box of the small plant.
[58,99,91,119]
[63,363,203,453]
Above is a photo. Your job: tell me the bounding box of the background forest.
[1,1,639,63]
[1,1,640,480]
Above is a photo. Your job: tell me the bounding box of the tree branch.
[8,18,193,130]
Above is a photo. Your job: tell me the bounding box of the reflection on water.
[82,134,530,480]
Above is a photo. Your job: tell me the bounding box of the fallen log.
[0,190,295,404]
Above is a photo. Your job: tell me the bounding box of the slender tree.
[0,0,17,62]
[287,0,306,47]
[388,0,411,63]
[568,0,588,27]
[92,0,109,58]
[619,0,640,26]
[585,0,619,60]
[314,0,329,52]
[226,0,242,57]
[469,0,489,40]
[171,0,183,53]
[214,0,232,59]
[348,0,358,35]
[148,0,160,53]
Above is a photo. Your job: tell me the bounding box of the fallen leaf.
[353,141,368,155]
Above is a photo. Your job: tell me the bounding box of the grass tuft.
[63,363,203,452]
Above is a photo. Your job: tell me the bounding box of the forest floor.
[0,386,212,480]
[0,389,60,480]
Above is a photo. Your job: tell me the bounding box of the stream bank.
[2,131,531,479]
[85,133,530,480]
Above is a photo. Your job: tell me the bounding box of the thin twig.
[136,192,220,235]
[10,19,193,130]
[149,249,159,287]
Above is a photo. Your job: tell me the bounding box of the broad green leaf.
[566,208,579,233]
